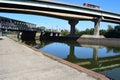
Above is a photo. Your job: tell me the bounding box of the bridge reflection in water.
[23,40,120,80]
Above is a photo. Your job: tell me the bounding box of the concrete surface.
[0,37,103,80]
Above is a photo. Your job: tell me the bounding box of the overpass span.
[0,0,120,37]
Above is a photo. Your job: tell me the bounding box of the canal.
[24,40,120,80]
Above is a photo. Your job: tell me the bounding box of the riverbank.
[0,37,109,80]
[77,38,120,47]
[39,35,120,47]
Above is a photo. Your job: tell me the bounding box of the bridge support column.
[21,31,37,40]
[94,17,102,37]
[17,31,22,39]
[68,19,79,36]
[57,33,60,36]
[53,33,56,37]
[81,17,104,38]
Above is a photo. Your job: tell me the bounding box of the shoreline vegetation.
[5,24,120,48]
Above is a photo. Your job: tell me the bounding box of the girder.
[0,0,119,23]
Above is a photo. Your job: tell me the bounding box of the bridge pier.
[94,17,101,36]
[81,17,104,38]
[68,19,79,36]
[53,33,56,37]
[93,17,104,38]
[21,31,37,40]
[57,33,60,36]
[0,29,2,36]
[17,31,22,39]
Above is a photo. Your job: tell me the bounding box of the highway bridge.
[0,0,120,38]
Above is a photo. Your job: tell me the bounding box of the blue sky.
[0,0,119,31]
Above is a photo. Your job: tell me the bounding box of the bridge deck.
[0,37,109,80]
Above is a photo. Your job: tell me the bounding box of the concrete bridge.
[0,0,120,38]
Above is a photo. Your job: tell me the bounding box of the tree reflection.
[24,40,120,73]
[106,47,120,54]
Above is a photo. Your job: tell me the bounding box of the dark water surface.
[24,40,120,80]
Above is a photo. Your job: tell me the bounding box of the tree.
[100,29,106,35]
[114,25,120,33]
[75,28,80,34]
[104,25,120,38]
[61,29,69,36]
[107,25,113,31]
[114,25,120,38]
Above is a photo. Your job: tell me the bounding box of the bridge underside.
[0,7,119,24]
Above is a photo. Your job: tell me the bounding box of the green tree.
[61,29,69,36]
[75,28,80,34]
[104,25,120,38]
[79,28,94,35]
[107,25,113,31]
[114,25,120,33]
[100,29,106,35]
[114,25,120,38]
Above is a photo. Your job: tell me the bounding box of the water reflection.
[23,40,120,80]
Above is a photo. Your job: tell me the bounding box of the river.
[24,40,120,80]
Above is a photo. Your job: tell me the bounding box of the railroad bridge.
[0,16,60,40]
[0,16,38,40]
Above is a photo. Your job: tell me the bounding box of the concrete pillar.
[21,31,36,40]
[57,33,60,36]
[40,32,44,36]
[68,19,79,35]
[53,33,56,37]
[94,17,102,36]
[17,31,22,39]
[0,28,2,36]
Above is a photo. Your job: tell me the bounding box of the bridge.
[0,16,37,31]
[0,16,60,40]
[0,0,120,38]
[0,16,38,40]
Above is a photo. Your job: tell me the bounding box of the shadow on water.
[23,39,120,80]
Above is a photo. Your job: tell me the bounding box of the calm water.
[24,40,120,80]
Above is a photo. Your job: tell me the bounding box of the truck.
[83,3,100,9]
